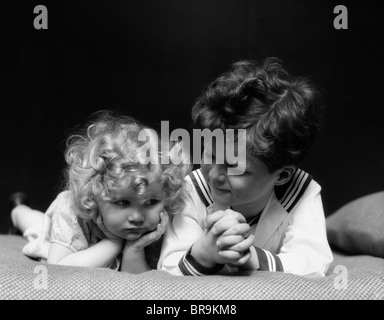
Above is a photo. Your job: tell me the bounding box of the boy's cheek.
[200,163,211,176]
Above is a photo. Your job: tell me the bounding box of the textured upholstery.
[326,191,384,258]
[1,235,383,300]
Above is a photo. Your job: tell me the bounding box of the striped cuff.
[254,247,284,272]
[178,246,224,276]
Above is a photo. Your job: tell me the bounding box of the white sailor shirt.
[158,168,333,278]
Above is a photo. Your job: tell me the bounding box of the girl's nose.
[127,208,145,225]
[208,164,227,184]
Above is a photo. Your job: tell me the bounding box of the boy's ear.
[275,166,296,186]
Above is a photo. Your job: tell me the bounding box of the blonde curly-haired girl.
[10,111,190,273]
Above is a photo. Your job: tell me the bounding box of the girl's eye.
[113,200,130,207]
[143,199,160,207]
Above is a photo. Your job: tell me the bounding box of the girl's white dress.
[22,191,119,269]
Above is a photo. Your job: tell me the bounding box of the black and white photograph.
[0,1,383,303]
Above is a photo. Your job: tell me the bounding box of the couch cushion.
[1,235,384,300]
[326,191,384,258]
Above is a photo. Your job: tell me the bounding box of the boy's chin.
[211,192,233,207]
[210,198,233,210]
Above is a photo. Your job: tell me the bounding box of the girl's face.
[95,182,165,241]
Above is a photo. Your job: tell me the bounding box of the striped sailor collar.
[188,167,312,247]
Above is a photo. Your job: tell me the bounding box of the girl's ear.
[275,166,296,186]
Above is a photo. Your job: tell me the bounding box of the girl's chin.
[120,227,157,241]
[123,233,144,241]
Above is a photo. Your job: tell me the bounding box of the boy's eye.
[143,199,160,207]
[113,200,130,207]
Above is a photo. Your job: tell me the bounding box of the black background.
[1,1,383,233]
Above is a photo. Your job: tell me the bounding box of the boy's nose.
[208,164,227,184]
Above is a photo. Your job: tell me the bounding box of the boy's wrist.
[238,246,260,271]
[182,245,224,275]
[190,240,217,268]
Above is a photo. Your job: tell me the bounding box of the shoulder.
[283,172,325,227]
[185,169,214,207]
[47,190,83,227]
[275,168,320,213]
[44,190,70,215]
[169,171,209,224]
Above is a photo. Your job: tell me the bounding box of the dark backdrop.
[1,1,383,233]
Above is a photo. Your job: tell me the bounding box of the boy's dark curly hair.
[191,58,323,172]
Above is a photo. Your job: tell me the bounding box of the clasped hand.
[202,209,254,266]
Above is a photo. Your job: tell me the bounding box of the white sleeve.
[277,181,333,278]
[158,178,207,276]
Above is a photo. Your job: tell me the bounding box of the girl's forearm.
[53,239,123,268]
[120,247,151,274]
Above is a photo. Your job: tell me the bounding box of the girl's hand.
[124,211,169,253]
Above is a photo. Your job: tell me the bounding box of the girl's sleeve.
[50,191,89,253]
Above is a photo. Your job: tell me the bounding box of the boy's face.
[95,182,165,241]
[201,142,279,218]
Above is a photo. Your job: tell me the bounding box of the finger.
[216,235,244,248]
[217,249,243,261]
[220,223,250,236]
[221,235,255,252]
[157,213,168,233]
[205,210,227,229]
[210,217,240,235]
[224,209,246,223]
[226,249,252,266]
[206,209,246,230]
[211,220,250,236]
[137,228,161,245]
[159,211,169,228]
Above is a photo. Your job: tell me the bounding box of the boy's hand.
[124,211,169,254]
[209,209,255,266]
[206,208,246,231]
[217,234,255,265]
[191,209,253,266]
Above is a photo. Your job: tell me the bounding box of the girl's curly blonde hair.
[64,110,191,221]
